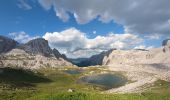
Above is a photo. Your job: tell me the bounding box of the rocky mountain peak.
[0,35,18,54]
[18,38,53,56]
[0,37,73,68]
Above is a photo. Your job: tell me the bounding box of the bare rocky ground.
[0,49,73,69]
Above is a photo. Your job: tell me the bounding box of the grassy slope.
[0,67,170,100]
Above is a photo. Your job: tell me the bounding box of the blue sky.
[0,0,123,37]
[0,0,169,58]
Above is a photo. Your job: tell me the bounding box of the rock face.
[102,39,170,66]
[162,39,170,52]
[162,39,170,46]
[18,38,53,56]
[53,48,61,58]
[103,49,153,65]
[0,36,18,54]
[53,48,70,62]
[0,36,73,69]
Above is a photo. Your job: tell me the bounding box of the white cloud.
[43,28,143,58]
[17,0,32,10]
[144,34,162,40]
[37,0,170,35]
[43,28,87,52]
[9,31,40,43]
[134,45,153,50]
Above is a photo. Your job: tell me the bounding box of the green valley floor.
[0,67,170,100]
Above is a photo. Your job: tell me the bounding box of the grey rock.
[0,37,74,69]
[162,39,170,52]
[0,35,18,54]
[53,48,71,62]
[18,38,53,56]
[52,48,62,59]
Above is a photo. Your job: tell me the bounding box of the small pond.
[79,73,127,89]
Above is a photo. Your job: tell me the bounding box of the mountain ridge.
[0,35,73,69]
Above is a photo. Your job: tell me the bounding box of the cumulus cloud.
[43,28,143,58]
[17,0,32,10]
[37,0,170,35]
[9,31,40,43]
[43,28,87,53]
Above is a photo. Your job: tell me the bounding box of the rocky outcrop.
[53,48,64,59]
[53,48,71,62]
[162,39,170,52]
[162,39,170,46]
[0,36,18,54]
[18,38,53,57]
[53,48,61,58]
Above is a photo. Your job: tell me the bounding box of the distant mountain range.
[69,49,115,67]
[0,35,170,69]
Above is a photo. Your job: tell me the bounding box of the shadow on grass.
[0,67,51,88]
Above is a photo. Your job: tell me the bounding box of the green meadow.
[0,67,170,100]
